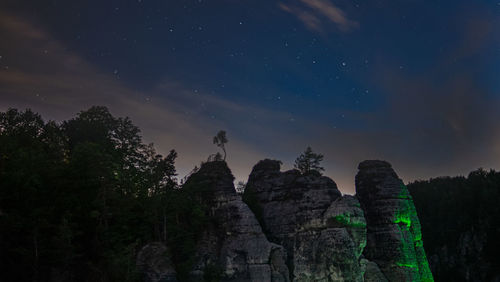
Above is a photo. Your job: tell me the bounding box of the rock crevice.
[183,161,290,282]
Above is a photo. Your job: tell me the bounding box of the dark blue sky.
[1,0,499,193]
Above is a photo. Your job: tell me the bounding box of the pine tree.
[294,146,324,175]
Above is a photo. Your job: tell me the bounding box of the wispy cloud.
[1,9,498,195]
[279,0,358,33]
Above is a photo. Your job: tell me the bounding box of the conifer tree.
[294,146,324,175]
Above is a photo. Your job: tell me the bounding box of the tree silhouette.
[213,130,228,161]
[294,146,324,175]
[0,107,181,281]
[235,181,246,194]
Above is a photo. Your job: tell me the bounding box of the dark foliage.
[294,146,324,175]
[0,107,183,282]
[408,169,500,281]
[203,263,223,282]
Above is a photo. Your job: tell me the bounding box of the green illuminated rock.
[143,159,435,281]
[355,160,433,282]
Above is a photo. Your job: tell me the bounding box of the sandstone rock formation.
[243,159,368,281]
[356,160,433,281]
[137,159,434,282]
[183,161,289,282]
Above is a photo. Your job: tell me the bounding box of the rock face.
[243,159,368,281]
[183,161,289,282]
[137,159,434,282]
[137,242,178,282]
[355,160,433,281]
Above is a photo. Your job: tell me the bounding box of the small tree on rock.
[213,130,228,161]
[294,146,324,175]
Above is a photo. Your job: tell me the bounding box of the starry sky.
[1,0,499,194]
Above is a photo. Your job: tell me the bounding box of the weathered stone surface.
[244,159,367,281]
[323,195,367,258]
[355,160,433,281]
[360,258,388,282]
[136,242,178,282]
[244,159,341,238]
[137,159,435,282]
[184,161,290,282]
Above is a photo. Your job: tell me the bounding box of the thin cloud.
[1,9,498,196]
[279,0,358,33]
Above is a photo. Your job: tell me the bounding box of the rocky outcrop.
[137,159,434,282]
[360,258,388,282]
[137,242,178,282]
[183,161,289,282]
[243,159,368,281]
[356,160,433,281]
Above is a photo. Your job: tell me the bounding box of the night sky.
[1,0,499,194]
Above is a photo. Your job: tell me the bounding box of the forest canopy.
[408,170,500,281]
[0,107,200,281]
